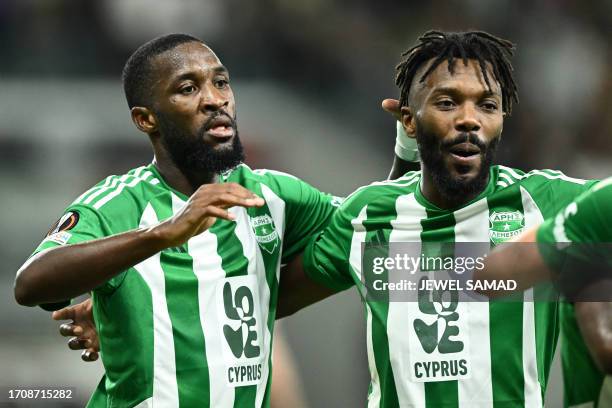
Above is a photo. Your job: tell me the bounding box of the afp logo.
[489,210,525,245]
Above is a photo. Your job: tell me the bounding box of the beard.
[156,111,245,178]
[416,122,499,201]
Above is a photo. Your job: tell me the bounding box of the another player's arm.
[472,227,554,298]
[279,194,357,318]
[15,183,264,306]
[277,255,339,318]
[574,298,612,374]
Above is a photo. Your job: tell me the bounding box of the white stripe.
[346,206,378,406]
[231,205,269,408]
[498,165,524,181]
[255,185,286,407]
[497,181,509,188]
[454,197,494,407]
[133,203,179,406]
[349,206,368,282]
[253,168,299,180]
[83,175,125,204]
[184,192,235,408]
[74,175,114,204]
[594,177,612,191]
[345,173,420,203]
[519,186,544,407]
[527,170,587,185]
[261,185,286,282]
[84,167,146,205]
[387,193,427,407]
[365,303,381,408]
[497,172,515,186]
[93,170,153,209]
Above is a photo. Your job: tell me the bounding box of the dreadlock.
[395,30,518,115]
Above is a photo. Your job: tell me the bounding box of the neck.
[419,165,488,210]
[152,148,218,197]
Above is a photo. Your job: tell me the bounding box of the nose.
[200,86,229,112]
[454,103,481,132]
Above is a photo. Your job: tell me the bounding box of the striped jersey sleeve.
[31,165,156,294]
[302,174,419,292]
[537,177,612,271]
[252,169,342,264]
[302,202,357,291]
[497,166,598,216]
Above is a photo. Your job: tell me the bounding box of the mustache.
[202,111,237,131]
[440,132,487,151]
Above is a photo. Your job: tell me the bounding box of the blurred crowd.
[1,0,611,173]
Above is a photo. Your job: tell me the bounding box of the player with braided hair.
[279,29,602,407]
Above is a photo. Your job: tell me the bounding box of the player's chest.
[360,200,539,245]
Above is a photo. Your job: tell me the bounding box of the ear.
[400,106,416,138]
[130,107,158,134]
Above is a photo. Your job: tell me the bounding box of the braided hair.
[395,30,518,115]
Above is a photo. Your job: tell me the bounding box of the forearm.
[15,227,167,306]
[575,294,612,374]
[473,227,552,298]
[276,255,337,319]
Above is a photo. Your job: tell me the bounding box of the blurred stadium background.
[1,0,611,406]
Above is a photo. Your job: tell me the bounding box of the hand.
[154,183,265,247]
[381,98,401,121]
[52,298,100,362]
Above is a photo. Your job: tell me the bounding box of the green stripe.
[364,219,399,408]
[250,185,283,408]
[154,195,211,406]
[421,209,459,408]
[93,270,154,406]
[487,185,526,406]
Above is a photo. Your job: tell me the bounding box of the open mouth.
[205,116,235,139]
[448,142,481,158]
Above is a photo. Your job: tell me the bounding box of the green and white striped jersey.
[538,177,612,408]
[34,163,338,408]
[304,165,596,407]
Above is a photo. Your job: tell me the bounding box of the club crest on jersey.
[489,210,525,245]
[250,214,279,254]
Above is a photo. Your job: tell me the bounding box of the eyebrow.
[431,86,501,99]
[171,65,229,83]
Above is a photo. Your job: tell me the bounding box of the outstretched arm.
[15,183,264,306]
[472,227,553,298]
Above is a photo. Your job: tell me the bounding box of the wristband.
[394,121,420,162]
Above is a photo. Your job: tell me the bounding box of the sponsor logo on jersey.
[217,275,265,387]
[250,214,279,254]
[409,276,471,382]
[489,210,525,245]
[47,211,80,236]
[44,231,72,246]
